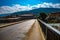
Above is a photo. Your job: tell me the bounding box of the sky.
[0,0,60,6]
[0,0,60,14]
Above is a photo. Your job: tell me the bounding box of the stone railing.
[38,19,60,40]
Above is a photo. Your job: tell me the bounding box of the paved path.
[25,20,45,40]
[0,19,35,40]
[0,19,45,40]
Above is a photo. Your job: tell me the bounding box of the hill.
[0,8,60,17]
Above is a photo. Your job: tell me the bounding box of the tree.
[39,12,47,20]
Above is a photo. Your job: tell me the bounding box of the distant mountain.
[0,8,60,17]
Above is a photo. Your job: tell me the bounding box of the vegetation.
[38,12,47,19]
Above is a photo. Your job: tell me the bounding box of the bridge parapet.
[38,19,60,40]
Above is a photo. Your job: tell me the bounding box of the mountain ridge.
[0,8,60,17]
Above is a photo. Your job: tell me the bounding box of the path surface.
[0,19,35,40]
[25,20,45,40]
[0,19,45,40]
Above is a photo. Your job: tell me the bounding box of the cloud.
[0,2,60,14]
[0,4,32,14]
[31,2,60,8]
